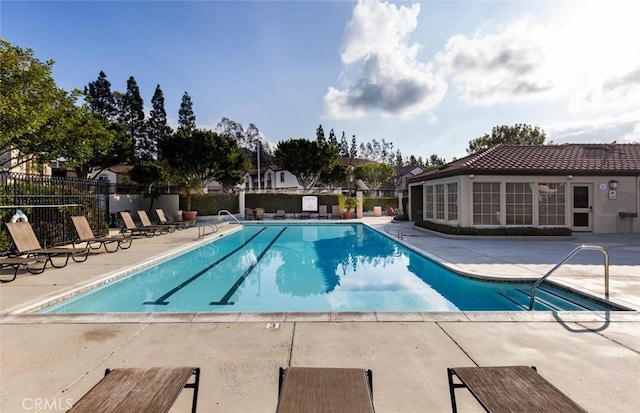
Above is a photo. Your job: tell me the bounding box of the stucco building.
[407,144,640,233]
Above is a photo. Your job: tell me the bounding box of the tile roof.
[409,144,640,182]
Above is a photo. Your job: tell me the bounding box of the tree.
[467,124,547,154]
[339,132,349,156]
[316,124,325,142]
[84,70,117,121]
[320,162,348,190]
[0,39,75,170]
[354,163,395,190]
[160,129,249,210]
[145,84,171,161]
[177,91,196,135]
[274,138,339,190]
[350,135,358,158]
[429,154,445,166]
[119,76,145,162]
[328,128,338,147]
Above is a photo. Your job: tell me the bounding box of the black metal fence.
[0,172,110,250]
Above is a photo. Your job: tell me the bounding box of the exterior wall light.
[469,174,474,179]
[609,180,619,189]
[568,175,573,180]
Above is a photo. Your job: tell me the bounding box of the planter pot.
[342,210,352,219]
[182,210,198,221]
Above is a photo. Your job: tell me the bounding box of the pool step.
[500,286,595,311]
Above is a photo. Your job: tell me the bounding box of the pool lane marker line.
[143,227,268,305]
[210,227,287,306]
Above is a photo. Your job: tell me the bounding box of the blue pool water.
[40,223,618,313]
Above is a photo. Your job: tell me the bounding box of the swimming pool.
[40,223,619,313]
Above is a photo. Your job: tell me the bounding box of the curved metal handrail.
[528,245,609,310]
[385,225,403,240]
[197,223,219,239]
[218,209,240,224]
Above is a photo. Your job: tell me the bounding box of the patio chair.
[447,365,587,413]
[70,216,135,253]
[137,210,176,233]
[255,208,265,220]
[118,211,163,237]
[156,208,196,229]
[275,209,286,219]
[0,256,47,282]
[4,222,90,269]
[299,211,311,219]
[277,367,375,413]
[67,367,200,413]
[331,205,342,219]
[245,208,256,220]
[318,205,330,219]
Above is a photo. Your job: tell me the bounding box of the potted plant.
[343,197,356,219]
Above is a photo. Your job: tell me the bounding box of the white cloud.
[324,0,446,120]
[436,19,556,105]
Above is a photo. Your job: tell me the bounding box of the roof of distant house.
[408,144,640,183]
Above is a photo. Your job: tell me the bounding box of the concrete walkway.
[1,218,638,412]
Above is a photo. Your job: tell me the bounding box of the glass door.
[571,185,592,231]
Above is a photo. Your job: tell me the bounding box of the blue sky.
[2,0,639,162]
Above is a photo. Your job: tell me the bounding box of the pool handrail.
[218,210,240,224]
[528,245,609,310]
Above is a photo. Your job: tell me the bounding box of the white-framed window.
[538,183,566,225]
[473,182,501,225]
[506,183,533,225]
[447,182,458,223]
[435,184,445,220]
[424,185,434,219]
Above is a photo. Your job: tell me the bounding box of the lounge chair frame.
[277,367,374,413]
[447,365,587,413]
[5,222,90,269]
[71,216,134,253]
[0,256,47,282]
[119,211,162,237]
[156,209,196,229]
[67,366,200,413]
[137,210,176,233]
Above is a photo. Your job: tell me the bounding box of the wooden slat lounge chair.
[318,205,330,219]
[0,256,47,282]
[71,216,135,253]
[447,366,587,413]
[138,210,176,233]
[331,205,342,219]
[5,222,90,269]
[277,367,375,413]
[255,208,265,220]
[67,367,200,413]
[119,211,163,237]
[156,208,196,229]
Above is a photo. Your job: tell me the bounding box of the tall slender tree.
[177,91,196,135]
[350,135,358,158]
[316,124,325,142]
[145,84,171,160]
[119,76,145,162]
[328,128,338,147]
[339,131,349,156]
[84,71,117,121]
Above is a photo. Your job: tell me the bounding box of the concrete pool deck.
[1,217,639,412]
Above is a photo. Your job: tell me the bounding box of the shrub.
[415,220,572,236]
